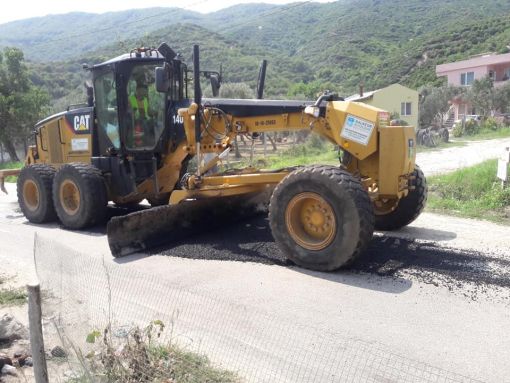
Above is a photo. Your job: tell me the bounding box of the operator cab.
[89,47,189,196]
[91,49,178,156]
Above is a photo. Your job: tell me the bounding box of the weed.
[427,159,510,223]
[0,288,27,306]
[73,321,241,383]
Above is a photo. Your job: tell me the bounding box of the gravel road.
[0,137,509,382]
[417,137,510,175]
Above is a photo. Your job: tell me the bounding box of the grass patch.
[265,143,339,169]
[426,159,510,223]
[0,161,22,182]
[0,286,27,306]
[456,126,510,141]
[229,136,339,171]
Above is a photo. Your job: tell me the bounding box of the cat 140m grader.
[0,44,427,271]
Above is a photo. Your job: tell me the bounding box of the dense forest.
[1,0,510,112]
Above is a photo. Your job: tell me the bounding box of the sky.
[0,0,334,25]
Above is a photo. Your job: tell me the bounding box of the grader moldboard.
[0,44,427,271]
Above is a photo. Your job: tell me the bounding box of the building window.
[460,71,475,85]
[489,70,495,81]
[504,68,510,81]
[401,102,412,116]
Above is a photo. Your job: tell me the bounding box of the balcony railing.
[493,79,510,87]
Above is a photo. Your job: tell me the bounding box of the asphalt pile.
[155,215,510,302]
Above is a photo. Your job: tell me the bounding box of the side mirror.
[209,74,221,97]
[155,65,170,92]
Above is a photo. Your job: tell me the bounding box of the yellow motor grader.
[0,44,426,271]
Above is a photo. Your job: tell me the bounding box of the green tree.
[287,80,332,100]
[467,76,494,118]
[419,85,463,129]
[218,82,255,99]
[0,47,49,161]
[493,83,510,113]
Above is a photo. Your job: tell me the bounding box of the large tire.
[374,165,427,231]
[416,130,425,145]
[17,164,57,223]
[52,163,107,229]
[269,165,374,271]
[438,128,449,143]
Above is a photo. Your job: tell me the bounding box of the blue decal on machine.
[341,114,375,146]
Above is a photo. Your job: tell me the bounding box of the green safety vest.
[129,95,149,120]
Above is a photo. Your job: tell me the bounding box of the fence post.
[27,282,49,383]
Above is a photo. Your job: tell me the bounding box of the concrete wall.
[443,66,488,86]
[365,84,419,129]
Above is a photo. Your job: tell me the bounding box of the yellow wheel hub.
[59,180,81,216]
[285,192,336,251]
[23,180,40,212]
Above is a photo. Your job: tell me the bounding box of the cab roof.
[93,51,164,69]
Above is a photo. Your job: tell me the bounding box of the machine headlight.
[304,105,320,118]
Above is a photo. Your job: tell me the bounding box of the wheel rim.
[23,180,40,212]
[59,180,81,216]
[285,192,336,251]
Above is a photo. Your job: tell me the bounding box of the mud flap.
[107,191,271,258]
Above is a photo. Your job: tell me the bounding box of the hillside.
[3,0,510,109]
[0,5,278,62]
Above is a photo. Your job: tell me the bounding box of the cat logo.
[74,115,90,132]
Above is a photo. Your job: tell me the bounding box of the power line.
[26,0,313,52]
[27,0,211,46]
[214,1,313,36]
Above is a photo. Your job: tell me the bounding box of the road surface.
[0,137,509,382]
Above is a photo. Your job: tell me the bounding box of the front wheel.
[269,165,374,271]
[374,165,427,231]
[52,163,107,229]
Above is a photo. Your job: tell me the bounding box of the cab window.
[125,64,165,149]
[94,71,120,149]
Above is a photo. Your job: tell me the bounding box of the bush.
[452,122,464,137]
[481,117,500,131]
[464,119,480,136]
[307,133,328,150]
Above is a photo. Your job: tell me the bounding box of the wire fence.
[33,235,482,383]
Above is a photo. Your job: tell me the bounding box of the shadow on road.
[383,226,457,242]
[21,204,150,237]
[147,215,509,296]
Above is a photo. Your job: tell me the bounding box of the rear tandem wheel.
[17,164,57,223]
[52,163,108,229]
[269,165,374,271]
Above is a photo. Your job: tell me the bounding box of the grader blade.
[107,193,269,258]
